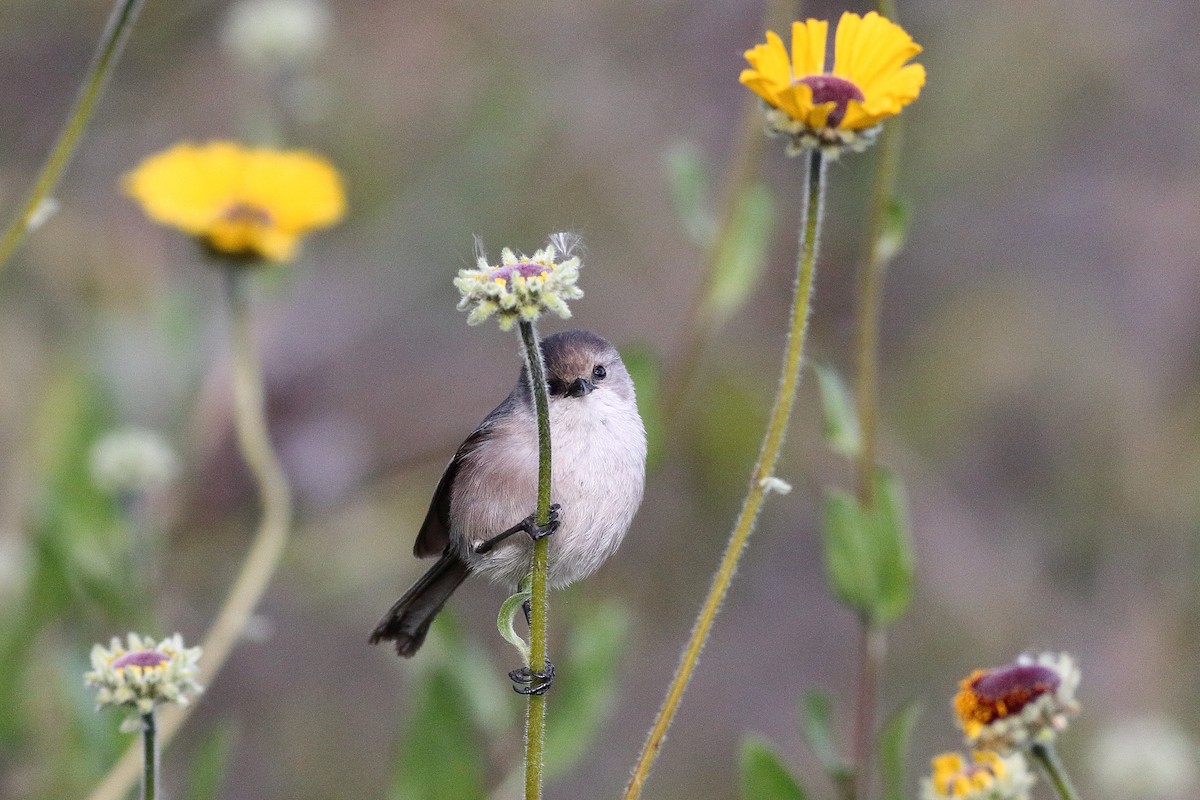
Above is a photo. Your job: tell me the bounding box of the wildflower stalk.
[84,270,294,800]
[1029,743,1081,800]
[849,108,904,800]
[0,0,145,274]
[624,149,826,800]
[141,712,157,800]
[517,319,553,800]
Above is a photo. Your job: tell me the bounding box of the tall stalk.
[0,0,146,274]
[518,320,553,800]
[624,149,827,799]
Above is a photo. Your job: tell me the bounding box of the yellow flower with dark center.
[124,141,345,263]
[740,12,925,156]
[920,751,1035,800]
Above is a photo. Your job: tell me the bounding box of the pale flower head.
[222,0,332,70]
[954,652,1081,752]
[453,232,584,331]
[1089,715,1199,799]
[920,750,1035,800]
[90,427,179,496]
[85,633,203,726]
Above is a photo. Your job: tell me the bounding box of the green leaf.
[878,702,921,800]
[186,725,237,800]
[544,599,629,778]
[740,736,807,800]
[823,490,879,614]
[800,692,844,776]
[428,611,515,736]
[391,670,487,800]
[814,364,861,458]
[873,197,910,265]
[870,470,915,625]
[665,142,715,245]
[822,470,915,625]
[704,183,774,329]
[496,587,531,664]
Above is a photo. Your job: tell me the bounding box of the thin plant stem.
[1030,742,1082,800]
[849,622,886,800]
[623,149,827,800]
[518,320,553,800]
[848,112,903,800]
[0,0,146,274]
[141,712,157,800]
[84,268,295,800]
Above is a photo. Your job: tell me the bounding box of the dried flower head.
[453,233,583,331]
[85,633,203,724]
[123,141,345,264]
[920,750,1035,800]
[90,428,179,496]
[954,652,1081,752]
[740,12,925,157]
[222,0,331,69]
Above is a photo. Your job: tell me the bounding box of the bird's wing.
[412,411,500,558]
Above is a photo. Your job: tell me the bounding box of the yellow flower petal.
[740,29,791,106]
[790,18,828,76]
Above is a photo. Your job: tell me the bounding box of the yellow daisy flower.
[740,12,925,156]
[124,141,345,263]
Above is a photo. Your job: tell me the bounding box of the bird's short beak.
[566,377,594,398]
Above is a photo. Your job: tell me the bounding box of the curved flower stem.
[518,320,553,800]
[1030,743,1082,800]
[85,269,294,800]
[141,712,157,800]
[848,111,903,800]
[623,149,827,800]
[0,0,145,274]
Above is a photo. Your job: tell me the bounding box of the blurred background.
[2,0,1199,798]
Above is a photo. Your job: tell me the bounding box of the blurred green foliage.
[739,736,807,800]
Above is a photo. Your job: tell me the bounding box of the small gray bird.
[370,329,647,659]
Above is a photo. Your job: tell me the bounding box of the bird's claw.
[525,503,561,541]
[509,659,555,695]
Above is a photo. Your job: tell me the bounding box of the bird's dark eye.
[592,364,607,381]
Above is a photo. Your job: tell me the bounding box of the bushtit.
[370,329,647,663]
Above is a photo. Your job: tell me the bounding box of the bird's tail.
[369,552,470,657]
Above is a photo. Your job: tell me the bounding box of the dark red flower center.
[970,664,1060,717]
[797,74,865,128]
[221,203,273,226]
[113,650,168,669]
[488,261,548,284]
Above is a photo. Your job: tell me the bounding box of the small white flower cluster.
[762,106,882,159]
[920,751,1035,800]
[89,428,179,496]
[222,0,331,69]
[85,633,203,723]
[454,234,583,331]
[960,652,1081,752]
